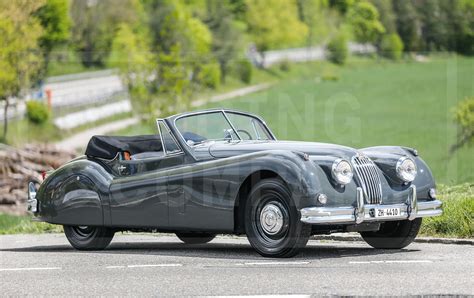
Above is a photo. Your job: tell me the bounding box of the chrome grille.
[352,154,383,204]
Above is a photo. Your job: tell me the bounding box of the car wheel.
[360,218,422,249]
[175,232,216,244]
[63,225,115,250]
[245,178,311,258]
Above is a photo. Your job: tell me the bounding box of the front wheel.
[63,225,115,250]
[360,218,422,249]
[245,178,311,258]
[176,232,216,244]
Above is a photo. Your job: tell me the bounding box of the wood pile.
[0,144,77,215]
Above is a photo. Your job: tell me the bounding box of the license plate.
[375,207,401,218]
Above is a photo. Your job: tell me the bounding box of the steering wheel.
[237,129,253,140]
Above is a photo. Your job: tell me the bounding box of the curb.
[312,234,474,245]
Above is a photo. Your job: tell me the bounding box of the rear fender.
[35,159,113,226]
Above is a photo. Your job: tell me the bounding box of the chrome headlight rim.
[396,156,417,182]
[331,159,353,185]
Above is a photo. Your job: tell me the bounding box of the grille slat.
[352,154,383,204]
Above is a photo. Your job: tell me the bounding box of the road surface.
[0,234,472,296]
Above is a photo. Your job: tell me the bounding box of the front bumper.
[300,185,442,225]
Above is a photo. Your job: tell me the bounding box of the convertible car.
[27,109,442,257]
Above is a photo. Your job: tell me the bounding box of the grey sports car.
[27,109,442,257]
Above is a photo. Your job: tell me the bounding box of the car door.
[108,120,185,228]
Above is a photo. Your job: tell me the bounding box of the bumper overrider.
[27,182,38,213]
[300,185,443,225]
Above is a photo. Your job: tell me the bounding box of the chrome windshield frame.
[171,109,277,150]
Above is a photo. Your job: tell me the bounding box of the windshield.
[175,111,273,146]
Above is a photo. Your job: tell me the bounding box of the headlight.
[331,159,353,185]
[396,157,417,182]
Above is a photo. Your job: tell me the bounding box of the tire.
[360,218,422,249]
[175,232,216,244]
[63,225,115,250]
[245,178,311,258]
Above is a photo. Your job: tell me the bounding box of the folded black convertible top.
[85,135,162,159]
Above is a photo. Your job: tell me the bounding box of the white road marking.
[349,260,433,264]
[0,267,61,272]
[238,261,310,266]
[127,264,183,268]
[215,295,311,298]
[106,264,183,269]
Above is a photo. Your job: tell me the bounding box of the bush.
[26,101,50,124]
[451,96,474,152]
[197,63,221,89]
[235,59,253,84]
[279,59,291,72]
[327,34,348,65]
[380,33,404,60]
[322,74,340,82]
[420,184,473,238]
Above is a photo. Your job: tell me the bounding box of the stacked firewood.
[0,144,77,215]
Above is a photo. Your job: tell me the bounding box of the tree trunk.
[2,98,9,141]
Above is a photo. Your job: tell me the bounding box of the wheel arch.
[233,169,285,233]
[36,158,114,226]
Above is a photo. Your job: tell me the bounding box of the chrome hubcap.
[259,203,284,235]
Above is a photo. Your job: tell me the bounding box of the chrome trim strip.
[222,110,243,141]
[300,197,442,225]
[172,109,278,150]
[156,119,185,157]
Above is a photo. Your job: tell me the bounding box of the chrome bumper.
[27,182,38,213]
[300,185,442,225]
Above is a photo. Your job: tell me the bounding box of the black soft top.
[85,135,162,159]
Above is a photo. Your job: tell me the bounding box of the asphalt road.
[0,234,472,296]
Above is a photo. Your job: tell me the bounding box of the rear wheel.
[360,218,422,249]
[245,178,311,258]
[63,225,114,250]
[176,232,216,244]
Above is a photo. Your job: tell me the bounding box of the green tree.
[205,0,244,82]
[327,32,348,64]
[0,0,45,141]
[245,0,308,65]
[369,0,396,34]
[329,0,356,14]
[440,0,474,55]
[380,33,404,60]
[146,0,213,113]
[297,0,335,46]
[35,0,71,63]
[70,0,144,66]
[414,0,447,52]
[157,44,191,114]
[393,0,421,52]
[348,1,385,44]
[107,23,156,120]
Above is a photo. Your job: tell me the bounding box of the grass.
[420,183,473,238]
[0,213,62,234]
[1,184,471,237]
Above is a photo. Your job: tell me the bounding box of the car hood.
[208,140,358,159]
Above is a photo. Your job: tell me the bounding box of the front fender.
[228,150,358,209]
[35,158,113,225]
[361,146,436,200]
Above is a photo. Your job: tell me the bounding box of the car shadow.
[0,238,420,261]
